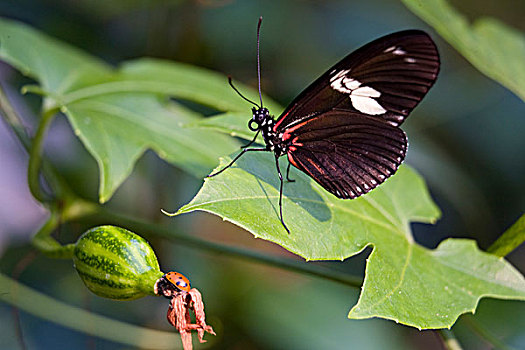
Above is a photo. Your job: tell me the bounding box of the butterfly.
[207,18,440,233]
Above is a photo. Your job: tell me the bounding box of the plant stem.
[1,82,95,257]
[28,108,56,202]
[0,273,180,349]
[95,207,364,288]
[1,83,74,200]
[461,315,516,350]
[31,204,83,259]
[0,84,31,149]
[488,213,525,257]
[438,329,463,350]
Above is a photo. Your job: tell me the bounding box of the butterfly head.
[249,107,270,131]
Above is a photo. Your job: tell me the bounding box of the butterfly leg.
[207,147,267,178]
[241,129,261,149]
[285,162,295,182]
[275,156,290,234]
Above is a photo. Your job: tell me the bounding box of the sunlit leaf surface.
[0,18,247,201]
[177,156,525,328]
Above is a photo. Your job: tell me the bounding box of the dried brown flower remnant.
[167,288,216,350]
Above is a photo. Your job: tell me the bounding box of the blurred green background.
[0,0,524,349]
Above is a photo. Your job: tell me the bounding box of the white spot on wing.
[351,95,387,115]
[384,46,396,53]
[342,77,361,90]
[404,57,416,63]
[330,69,350,83]
[352,86,381,98]
[330,70,353,93]
[331,81,351,93]
[330,74,387,115]
[393,48,406,55]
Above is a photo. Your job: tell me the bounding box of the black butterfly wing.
[274,30,439,132]
[285,110,407,199]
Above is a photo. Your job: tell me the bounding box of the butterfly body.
[209,24,440,233]
[248,107,280,153]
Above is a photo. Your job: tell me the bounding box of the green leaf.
[349,239,525,329]
[177,155,439,258]
[176,154,525,328]
[65,94,239,202]
[190,111,264,142]
[0,17,111,95]
[401,0,525,101]
[118,59,282,113]
[1,18,266,201]
[488,213,525,257]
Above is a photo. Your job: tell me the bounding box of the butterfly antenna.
[228,76,260,107]
[256,16,264,108]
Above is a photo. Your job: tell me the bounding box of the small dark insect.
[207,17,440,233]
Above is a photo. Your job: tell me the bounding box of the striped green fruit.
[73,225,164,300]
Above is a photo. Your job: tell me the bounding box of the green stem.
[0,273,181,349]
[32,198,98,258]
[1,84,73,200]
[487,213,525,257]
[21,84,52,97]
[28,108,57,202]
[2,82,73,202]
[94,207,363,288]
[0,84,32,150]
[31,208,74,259]
[438,329,463,350]
[461,315,516,350]
[1,84,98,256]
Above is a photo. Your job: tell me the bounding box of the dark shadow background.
[0,0,524,349]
